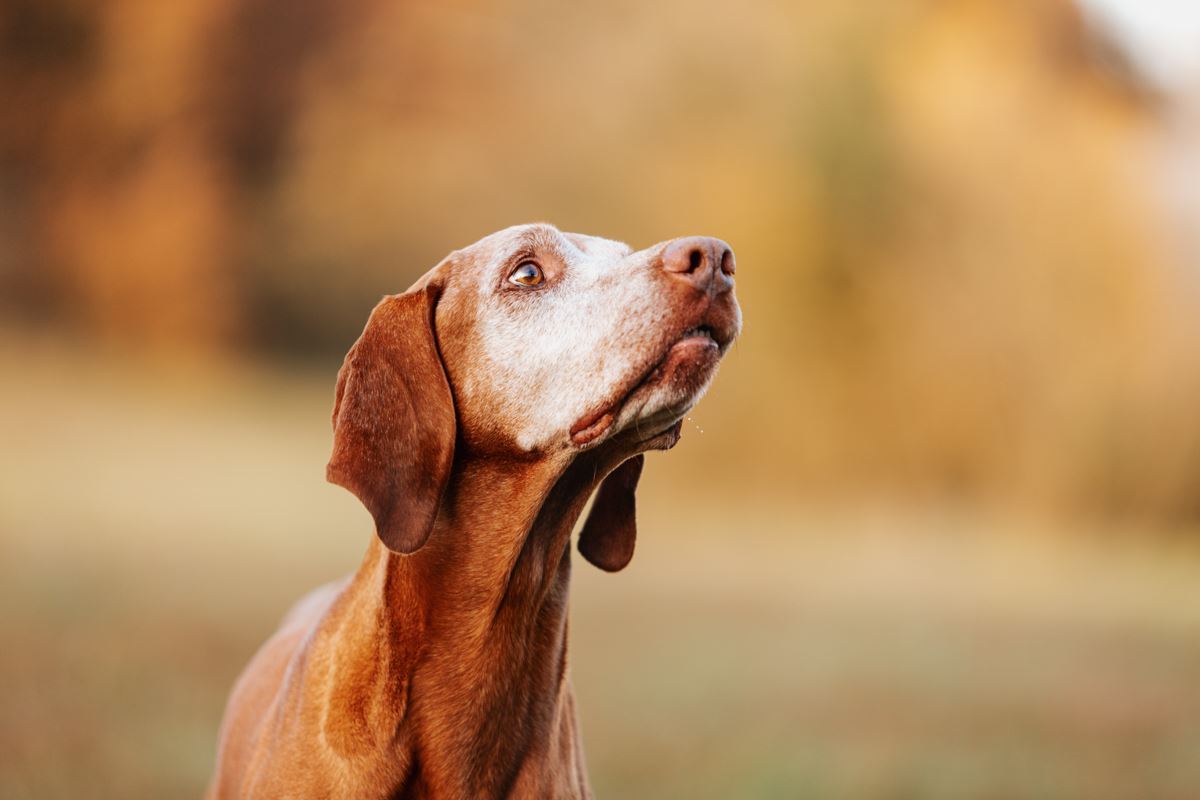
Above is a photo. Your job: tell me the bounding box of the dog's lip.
[568,318,730,447]
[675,325,722,351]
[569,409,615,446]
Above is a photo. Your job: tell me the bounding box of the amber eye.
[508,261,544,287]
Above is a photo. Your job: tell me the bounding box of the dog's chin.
[569,332,724,452]
[633,418,685,451]
[606,337,721,449]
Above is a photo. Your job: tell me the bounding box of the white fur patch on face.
[452,224,690,452]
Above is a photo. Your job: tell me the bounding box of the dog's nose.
[661,236,735,293]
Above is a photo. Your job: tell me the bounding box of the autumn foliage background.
[3,1,1200,798]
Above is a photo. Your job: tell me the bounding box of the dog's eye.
[508,261,544,287]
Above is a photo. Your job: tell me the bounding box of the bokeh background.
[3,0,1200,797]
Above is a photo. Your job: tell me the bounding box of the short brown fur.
[207,225,740,799]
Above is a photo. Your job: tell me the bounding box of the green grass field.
[3,345,1200,799]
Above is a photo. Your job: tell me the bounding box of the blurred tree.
[2,0,1197,520]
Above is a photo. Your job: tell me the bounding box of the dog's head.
[328,223,741,569]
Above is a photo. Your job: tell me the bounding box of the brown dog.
[207,224,741,799]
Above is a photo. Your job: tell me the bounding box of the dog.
[207,223,741,798]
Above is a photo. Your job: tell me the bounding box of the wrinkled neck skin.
[331,445,625,798]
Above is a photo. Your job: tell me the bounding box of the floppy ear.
[578,455,644,572]
[327,285,456,554]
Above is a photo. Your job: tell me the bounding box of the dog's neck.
[431,451,600,618]
[334,449,613,796]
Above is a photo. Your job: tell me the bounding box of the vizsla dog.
[207,223,741,799]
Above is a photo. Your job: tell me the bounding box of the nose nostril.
[687,249,703,273]
[720,248,735,276]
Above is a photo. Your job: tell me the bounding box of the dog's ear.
[578,454,644,572]
[327,285,455,554]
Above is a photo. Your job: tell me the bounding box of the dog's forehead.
[457,224,633,272]
[560,231,634,261]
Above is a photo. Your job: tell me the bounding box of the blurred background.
[2,0,1200,797]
